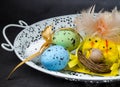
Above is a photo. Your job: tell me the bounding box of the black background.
[1,0,120,87]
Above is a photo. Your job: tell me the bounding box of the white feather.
[75,7,120,43]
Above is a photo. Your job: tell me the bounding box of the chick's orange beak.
[105,49,108,53]
[91,41,94,47]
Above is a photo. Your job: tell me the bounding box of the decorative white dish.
[2,14,120,83]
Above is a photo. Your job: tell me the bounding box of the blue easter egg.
[40,45,69,71]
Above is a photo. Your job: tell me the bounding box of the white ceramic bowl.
[2,14,120,83]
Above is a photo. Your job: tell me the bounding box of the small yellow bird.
[81,36,102,58]
[99,39,120,76]
[98,40,119,66]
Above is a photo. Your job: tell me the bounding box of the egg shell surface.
[52,28,80,51]
[40,45,69,71]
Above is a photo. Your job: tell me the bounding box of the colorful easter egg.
[40,45,69,71]
[52,28,81,51]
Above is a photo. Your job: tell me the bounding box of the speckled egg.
[40,45,69,71]
[52,28,81,51]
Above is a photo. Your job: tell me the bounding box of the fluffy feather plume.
[75,6,120,43]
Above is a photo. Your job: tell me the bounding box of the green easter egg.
[52,28,81,51]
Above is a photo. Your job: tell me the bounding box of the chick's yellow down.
[81,36,102,58]
[98,39,120,76]
[98,40,119,65]
[82,36,119,66]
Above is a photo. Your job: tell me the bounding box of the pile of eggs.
[25,28,81,71]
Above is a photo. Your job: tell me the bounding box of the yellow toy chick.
[81,36,102,58]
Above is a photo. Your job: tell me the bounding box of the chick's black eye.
[103,46,105,48]
[109,47,112,50]
[89,38,91,41]
[95,40,98,43]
